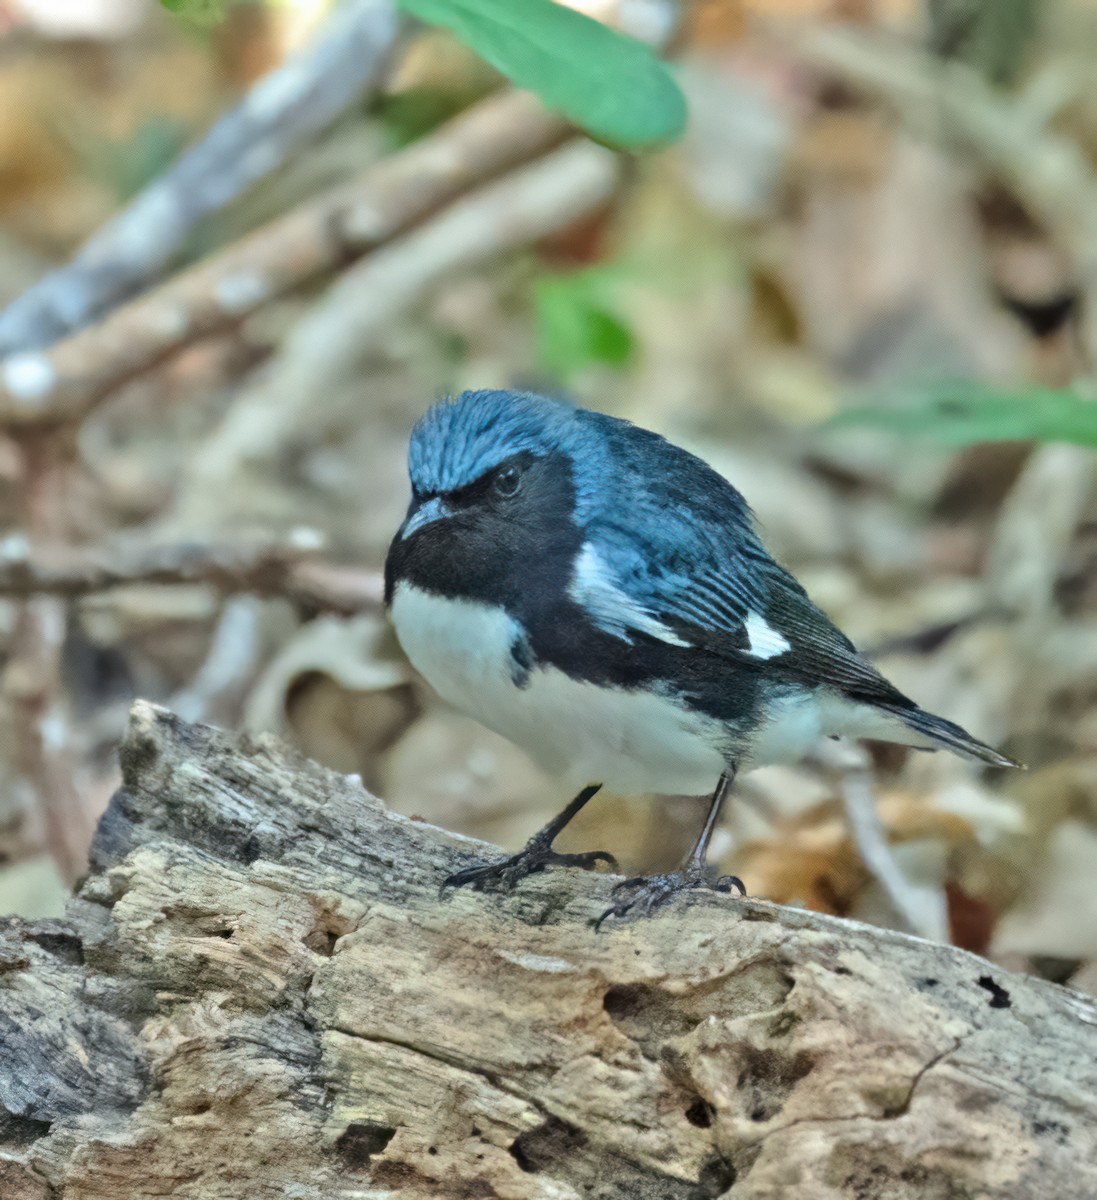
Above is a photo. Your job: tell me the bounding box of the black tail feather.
[883,705,1023,769]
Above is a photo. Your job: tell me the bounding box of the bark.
[1,702,1093,1200]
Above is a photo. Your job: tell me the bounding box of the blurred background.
[0,0,1093,990]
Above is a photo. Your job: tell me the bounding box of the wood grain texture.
[1,701,1094,1199]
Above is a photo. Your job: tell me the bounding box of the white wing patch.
[744,611,790,659]
[569,542,689,647]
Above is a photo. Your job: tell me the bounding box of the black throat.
[384,448,583,618]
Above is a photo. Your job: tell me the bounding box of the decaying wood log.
[1,702,1094,1199]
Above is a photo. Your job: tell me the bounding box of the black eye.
[493,465,521,498]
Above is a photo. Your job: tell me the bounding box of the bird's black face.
[384,448,582,611]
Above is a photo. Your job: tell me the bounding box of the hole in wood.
[685,1098,714,1129]
[336,1121,396,1169]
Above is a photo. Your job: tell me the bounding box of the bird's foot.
[596,867,745,928]
[441,835,617,896]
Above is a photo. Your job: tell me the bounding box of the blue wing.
[566,410,1017,767]
[572,412,908,702]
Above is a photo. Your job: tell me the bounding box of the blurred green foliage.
[928,0,1039,85]
[396,0,687,150]
[77,117,192,202]
[160,0,229,25]
[534,265,635,381]
[161,0,688,149]
[835,381,1097,447]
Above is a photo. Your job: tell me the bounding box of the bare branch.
[0,0,405,357]
[837,750,945,940]
[0,534,383,611]
[2,437,92,885]
[0,92,570,430]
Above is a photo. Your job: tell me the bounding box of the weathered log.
[1,702,1094,1199]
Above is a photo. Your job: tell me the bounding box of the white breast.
[389,583,729,796]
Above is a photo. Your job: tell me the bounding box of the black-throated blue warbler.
[384,388,1018,922]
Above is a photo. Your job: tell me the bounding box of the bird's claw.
[595,868,745,929]
[441,840,617,897]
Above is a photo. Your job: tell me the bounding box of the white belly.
[389,583,728,795]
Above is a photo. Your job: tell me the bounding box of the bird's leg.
[597,771,745,927]
[441,784,615,894]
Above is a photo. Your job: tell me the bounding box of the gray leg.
[596,771,744,928]
[441,784,615,895]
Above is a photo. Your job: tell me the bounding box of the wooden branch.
[0,0,683,427]
[0,92,570,429]
[0,0,405,358]
[0,533,383,611]
[1,703,1093,1199]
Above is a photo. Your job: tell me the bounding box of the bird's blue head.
[399,389,583,540]
[385,389,596,606]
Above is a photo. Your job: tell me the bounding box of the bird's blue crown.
[408,389,581,496]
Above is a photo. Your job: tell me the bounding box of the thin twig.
[0,534,384,611]
[815,740,943,939]
[0,0,405,357]
[0,92,571,430]
[170,596,266,725]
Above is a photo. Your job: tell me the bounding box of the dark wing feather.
[582,412,910,703]
[579,412,1018,767]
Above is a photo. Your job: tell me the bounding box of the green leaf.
[535,267,635,380]
[832,382,1097,447]
[395,0,687,150]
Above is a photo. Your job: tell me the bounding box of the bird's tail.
[880,704,1023,769]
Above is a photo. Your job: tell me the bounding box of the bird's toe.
[596,867,743,929]
[441,842,616,898]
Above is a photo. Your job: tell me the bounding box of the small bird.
[384,389,1018,923]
